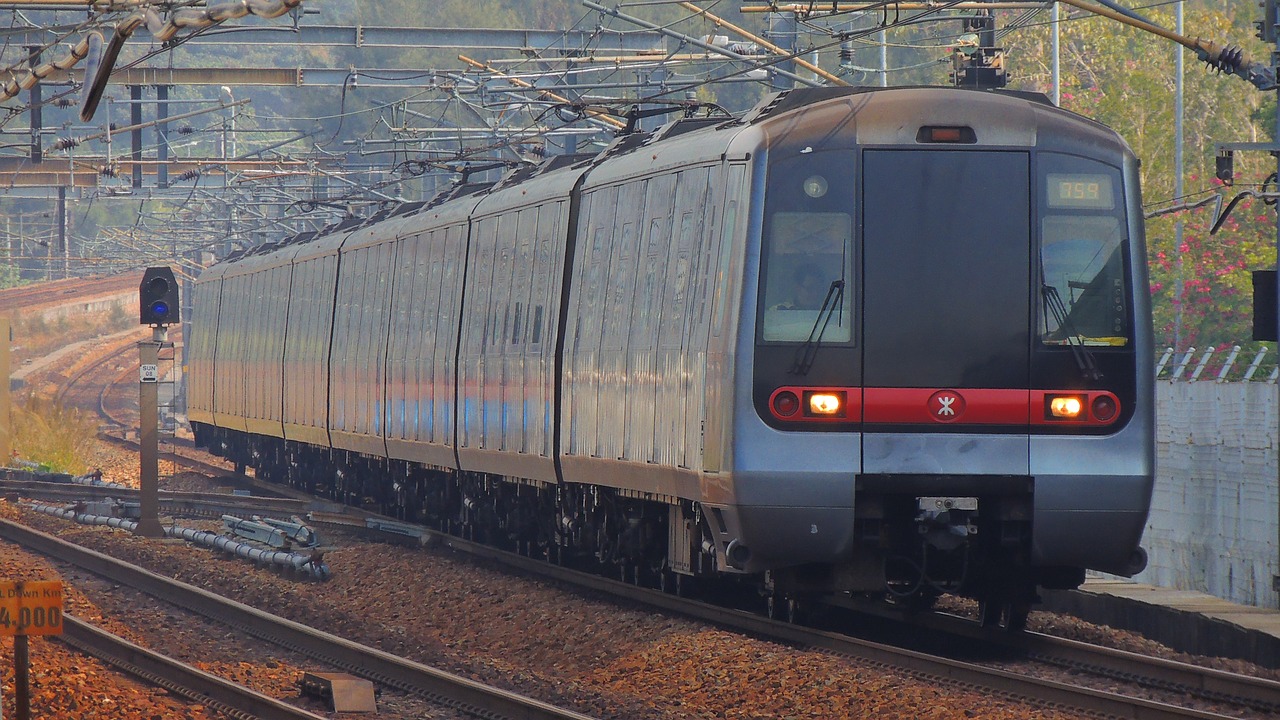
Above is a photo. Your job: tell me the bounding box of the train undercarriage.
[194,425,1074,631]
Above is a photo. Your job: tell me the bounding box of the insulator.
[840,40,855,63]
[178,126,195,135]
[53,97,73,108]
[1208,44,1246,74]
[108,122,117,132]
[178,169,201,181]
[98,165,117,177]
[53,137,79,150]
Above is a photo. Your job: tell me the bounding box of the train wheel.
[979,598,1030,632]
[765,595,805,623]
[674,573,692,598]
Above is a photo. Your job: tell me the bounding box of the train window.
[531,305,544,345]
[1040,215,1128,345]
[760,211,853,343]
[1037,154,1129,347]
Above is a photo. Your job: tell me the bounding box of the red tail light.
[772,390,800,418]
[1091,394,1118,422]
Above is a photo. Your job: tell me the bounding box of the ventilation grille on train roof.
[742,87,879,123]
[644,116,731,145]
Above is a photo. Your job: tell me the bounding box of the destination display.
[1047,173,1114,209]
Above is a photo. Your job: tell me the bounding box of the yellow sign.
[0,581,63,636]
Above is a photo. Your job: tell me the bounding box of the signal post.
[137,267,179,538]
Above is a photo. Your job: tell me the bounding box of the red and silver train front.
[717,87,1154,609]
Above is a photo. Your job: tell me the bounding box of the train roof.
[199,85,1132,279]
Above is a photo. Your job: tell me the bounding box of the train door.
[859,149,1031,475]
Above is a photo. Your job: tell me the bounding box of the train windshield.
[1038,155,1130,347]
[759,151,855,343]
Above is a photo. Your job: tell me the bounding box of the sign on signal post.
[0,580,64,720]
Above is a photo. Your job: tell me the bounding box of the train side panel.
[700,162,749,476]
[383,206,471,468]
[186,263,228,427]
[562,122,744,500]
[457,165,584,482]
[329,219,409,457]
[281,239,342,447]
[243,256,294,439]
[211,259,269,434]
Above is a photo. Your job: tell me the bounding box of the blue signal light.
[150,301,169,317]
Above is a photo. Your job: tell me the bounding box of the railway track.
[0,275,136,316]
[60,615,327,720]
[411,528,1280,720]
[50,338,138,428]
[0,476,326,519]
[0,517,598,720]
[19,465,1275,719]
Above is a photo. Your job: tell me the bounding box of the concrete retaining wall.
[1139,382,1280,607]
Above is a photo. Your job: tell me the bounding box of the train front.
[717,87,1154,618]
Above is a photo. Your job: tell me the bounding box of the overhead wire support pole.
[582,0,825,88]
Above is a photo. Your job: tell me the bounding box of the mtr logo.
[927,390,966,422]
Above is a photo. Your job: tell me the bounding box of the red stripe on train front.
[769,387,1121,426]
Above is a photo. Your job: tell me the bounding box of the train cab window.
[760,211,853,342]
[759,149,856,344]
[1038,157,1130,346]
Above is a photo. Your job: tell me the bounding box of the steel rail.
[424,532,1255,720]
[0,477,339,518]
[0,518,599,720]
[60,614,327,720]
[1017,630,1280,715]
[823,593,1280,715]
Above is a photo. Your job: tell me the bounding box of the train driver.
[772,264,829,311]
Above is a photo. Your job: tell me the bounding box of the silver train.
[189,86,1154,626]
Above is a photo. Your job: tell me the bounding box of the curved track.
[48,331,148,429]
[0,275,136,316]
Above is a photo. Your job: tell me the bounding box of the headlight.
[1047,395,1084,419]
[807,392,843,416]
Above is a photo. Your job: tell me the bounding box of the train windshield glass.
[760,212,853,342]
[759,150,856,344]
[1038,156,1129,347]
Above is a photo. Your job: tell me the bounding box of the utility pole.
[1269,0,1280,602]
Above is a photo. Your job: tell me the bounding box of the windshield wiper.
[790,280,845,375]
[1042,284,1102,380]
